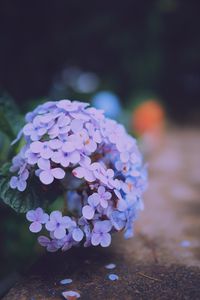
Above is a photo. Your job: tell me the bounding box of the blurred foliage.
[0,96,40,280]
[0,92,23,139]
[0,204,38,278]
[0,0,199,122]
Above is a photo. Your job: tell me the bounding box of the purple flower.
[114,189,127,211]
[57,99,85,112]
[10,148,26,173]
[52,149,80,167]
[72,158,100,182]
[70,111,91,121]
[78,217,91,247]
[85,122,102,143]
[48,113,70,138]
[91,220,112,247]
[38,235,60,252]
[61,233,75,251]
[110,210,126,231]
[30,141,54,159]
[115,160,131,175]
[95,166,119,189]
[86,106,104,121]
[9,99,147,252]
[68,220,84,242]
[45,211,72,239]
[38,158,65,184]
[23,120,46,141]
[69,129,97,154]
[82,193,100,220]
[10,175,27,191]
[70,118,84,133]
[122,177,136,194]
[26,208,49,233]
[97,186,111,208]
[10,165,29,191]
[11,129,23,145]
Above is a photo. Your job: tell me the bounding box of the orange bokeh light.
[132,100,165,135]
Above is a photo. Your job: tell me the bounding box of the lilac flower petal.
[41,146,53,159]
[26,210,37,222]
[117,199,127,212]
[11,129,23,145]
[95,220,112,233]
[58,115,70,126]
[10,176,18,189]
[51,168,65,179]
[47,242,60,252]
[98,185,105,194]
[29,222,42,233]
[82,205,94,220]
[34,207,44,219]
[41,213,49,224]
[68,151,80,164]
[54,227,66,239]
[51,150,62,164]
[124,228,133,239]
[84,169,96,182]
[72,228,84,242]
[120,152,129,163]
[72,167,84,178]
[49,139,62,150]
[104,191,112,200]
[100,233,111,247]
[91,233,101,246]
[26,151,39,164]
[70,111,91,120]
[50,210,62,221]
[62,142,75,153]
[39,170,54,184]
[18,180,27,191]
[88,193,100,207]
[37,158,50,170]
[111,211,126,230]
[19,168,29,180]
[71,119,83,133]
[30,141,43,153]
[45,220,56,231]
[100,198,108,209]
[23,123,33,135]
[38,235,50,247]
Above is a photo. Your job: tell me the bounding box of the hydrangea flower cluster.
[9,100,147,252]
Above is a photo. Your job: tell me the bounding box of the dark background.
[0,0,200,122]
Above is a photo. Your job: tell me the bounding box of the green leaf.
[0,164,61,213]
[0,92,24,140]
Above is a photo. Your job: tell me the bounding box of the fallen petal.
[62,290,80,299]
[60,278,73,285]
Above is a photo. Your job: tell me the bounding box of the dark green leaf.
[0,164,61,213]
[0,92,24,139]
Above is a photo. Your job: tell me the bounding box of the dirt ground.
[3,128,200,300]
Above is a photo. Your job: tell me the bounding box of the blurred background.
[0,0,200,295]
